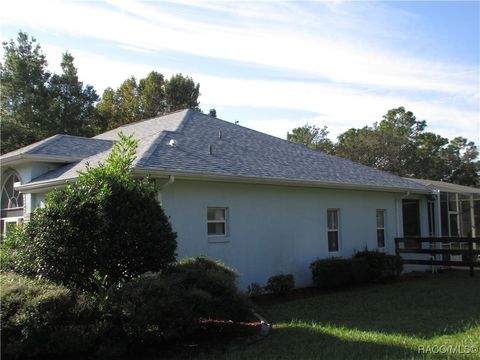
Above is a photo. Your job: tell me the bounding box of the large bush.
[0,272,102,360]
[11,133,177,290]
[111,273,194,348]
[111,257,250,349]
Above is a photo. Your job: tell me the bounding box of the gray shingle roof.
[1,134,113,162]
[24,109,430,193]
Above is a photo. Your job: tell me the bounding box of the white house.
[1,110,477,288]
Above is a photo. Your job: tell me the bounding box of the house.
[1,110,475,287]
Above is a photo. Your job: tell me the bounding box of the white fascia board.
[134,168,433,195]
[17,168,433,195]
[15,178,74,193]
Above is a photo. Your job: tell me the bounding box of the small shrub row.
[247,274,295,297]
[310,251,403,289]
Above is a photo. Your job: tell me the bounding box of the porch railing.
[394,237,480,277]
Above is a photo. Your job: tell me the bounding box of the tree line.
[2,31,477,187]
[287,107,479,187]
[0,31,212,154]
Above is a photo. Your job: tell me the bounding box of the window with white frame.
[207,207,227,236]
[327,209,339,252]
[376,209,386,248]
[1,172,24,238]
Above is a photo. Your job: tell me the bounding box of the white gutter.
[134,169,432,195]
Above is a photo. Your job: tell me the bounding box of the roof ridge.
[58,134,114,143]
[105,109,190,132]
[133,132,169,167]
[24,134,63,155]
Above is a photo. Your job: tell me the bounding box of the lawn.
[200,270,480,360]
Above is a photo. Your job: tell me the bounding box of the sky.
[1,0,479,144]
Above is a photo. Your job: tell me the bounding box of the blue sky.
[1,1,479,143]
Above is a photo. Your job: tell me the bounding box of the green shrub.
[11,133,177,291]
[168,256,251,321]
[0,228,21,272]
[265,274,295,296]
[0,272,101,359]
[247,282,264,297]
[310,258,353,289]
[353,250,387,282]
[111,256,251,349]
[111,273,194,347]
[384,254,403,279]
[354,250,403,282]
[351,257,370,284]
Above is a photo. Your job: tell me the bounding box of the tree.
[289,107,479,186]
[164,73,200,112]
[208,108,217,117]
[12,133,177,290]
[115,77,140,127]
[138,71,166,118]
[96,72,202,130]
[48,52,99,136]
[1,31,100,153]
[95,87,118,132]
[287,124,334,154]
[441,137,479,186]
[335,127,379,167]
[0,31,51,153]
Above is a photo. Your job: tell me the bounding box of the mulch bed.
[251,271,441,307]
[131,316,269,359]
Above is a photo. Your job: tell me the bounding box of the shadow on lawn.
[200,326,455,360]
[266,271,480,339]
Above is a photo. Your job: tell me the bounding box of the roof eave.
[15,178,74,193]
[17,169,432,195]
[134,168,432,194]
[1,154,82,166]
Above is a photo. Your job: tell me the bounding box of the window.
[207,207,227,236]
[376,209,385,248]
[327,209,339,252]
[1,173,23,213]
[1,172,24,238]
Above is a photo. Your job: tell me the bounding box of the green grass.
[200,271,480,360]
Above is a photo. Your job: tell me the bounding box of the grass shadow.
[197,325,475,360]
[265,270,480,338]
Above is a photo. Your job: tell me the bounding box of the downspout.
[433,189,442,271]
[433,189,442,238]
[470,194,477,249]
[157,175,175,205]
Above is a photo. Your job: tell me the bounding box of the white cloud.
[2,0,477,95]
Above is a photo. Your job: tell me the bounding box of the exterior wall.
[161,179,410,289]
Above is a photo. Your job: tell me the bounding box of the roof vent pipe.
[218,130,222,139]
[169,139,177,147]
[208,144,213,155]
